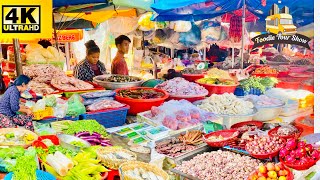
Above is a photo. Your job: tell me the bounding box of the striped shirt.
[0,86,20,117]
[74,59,106,81]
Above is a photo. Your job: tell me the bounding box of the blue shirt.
[0,86,20,117]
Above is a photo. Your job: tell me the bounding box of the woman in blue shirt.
[0,75,33,130]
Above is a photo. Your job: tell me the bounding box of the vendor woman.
[74,40,106,81]
[0,75,33,130]
[111,35,131,75]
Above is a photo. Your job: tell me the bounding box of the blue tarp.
[151,0,313,27]
[53,0,107,8]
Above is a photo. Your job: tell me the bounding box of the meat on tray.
[155,137,197,157]
[86,99,125,111]
[51,76,94,91]
[23,64,65,83]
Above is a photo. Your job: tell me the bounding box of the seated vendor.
[0,75,33,130]
[74,40,106,81]
[111,35,131,75]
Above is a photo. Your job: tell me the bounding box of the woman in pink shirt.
[111,35,131,75]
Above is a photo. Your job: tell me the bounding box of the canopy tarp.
[60,8,137,24]
[53,0,107,8]
[113,0,154,11]
[55,3,110,13]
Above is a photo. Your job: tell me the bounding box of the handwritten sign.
[42,29,83,42]
[252,33,311,49]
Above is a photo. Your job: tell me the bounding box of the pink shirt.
[111,52,128,75]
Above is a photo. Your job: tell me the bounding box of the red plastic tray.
[196,81,239,95]
[182,74,205,82]
[245,138,286,160]
[279,156,317,171]
[268,126,303,140]
[247,162,294,180]
[230,120,264,134]
[115,87,169,115]
[203,129,239,147]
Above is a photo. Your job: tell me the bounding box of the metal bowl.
[93,74,144,90]
[57,134,90,152]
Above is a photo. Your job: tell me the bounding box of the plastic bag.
[66,94,86,116]
[33,99,46,112]
[44,95,57,107]
[179,24,201,47]
[54,103,68,118]
[107,17,139,34]
[83,97,114,106]
[173,21,192,32]
[138,12,155,31]
[81,90,115,99]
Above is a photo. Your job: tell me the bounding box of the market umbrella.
[113,0,154,11]
[151,0,242,21]
[53,0,107,8]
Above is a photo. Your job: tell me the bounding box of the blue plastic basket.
[234,87,271,96]
[4,170,56,180]
[79,106,129,128]
[37,116,79,124]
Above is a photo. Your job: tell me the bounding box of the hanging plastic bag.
[54,103,68,118]
[138,12,155,31]
[66,94,86,117]
[32,99,46,112]
[173,21,192,32]
[179,24,201,47]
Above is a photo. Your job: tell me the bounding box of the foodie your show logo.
[0,0,52,39]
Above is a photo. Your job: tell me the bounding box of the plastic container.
[33,107,54,120]
[294,116,314,137]
[288,72,313,81]
[203,129,239,147]
[268,126,303,140]
[5,170,56,180]
[37,116,79,124]
[302,84,314,93]
[277,70,290,78]
[251,73,278,78]
[234,87,267,96]
[196,81,239,95]
[230,121,264,134]
[32,135,60,149]
[80,106,129,128]
[279,156,317,171]
[60,82,105,98]
[280,100,299,116]
[115,87,169,115]
[253,102,285,121]
[167,93,207,103]
[287,66,309,73]
[276,78,301,90]
[182,74,205,82]
[57,134,91,152]
[218,108,257,128]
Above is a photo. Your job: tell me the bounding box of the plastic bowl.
[277,71,290,78]
[247,162,294,180]
[253,102,285,121]
[115,87,169,115]
[268,126,303,140]
[93,74,144,90]
[288,73,313,81]
[203,129,240,147]
[276,78,301,90]
[182,74,205,82]
[287,66,309,73]
[294,117,314,137]
[196,81,239,95]
[230,121,264,134]
[251,73,278,78]
[302,84,314,93]
[218,108,258,128]
[279,156,317,171]
[245,138,286,159]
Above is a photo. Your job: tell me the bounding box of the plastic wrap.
[81,90,115,99]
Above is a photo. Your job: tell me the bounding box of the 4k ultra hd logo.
[2,5,40,33]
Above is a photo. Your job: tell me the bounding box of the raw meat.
[23,64,65,83]
[162,116,178,130]
[51,76,94,91]
[28,81,55,95]
[86,99,125,111]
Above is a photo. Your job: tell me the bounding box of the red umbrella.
[222,9,258,23]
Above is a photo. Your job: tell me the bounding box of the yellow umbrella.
[61,8,137,24]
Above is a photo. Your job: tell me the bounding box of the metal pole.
[240,0,246,69]
[52,13,59,50]
[13,38,23,76]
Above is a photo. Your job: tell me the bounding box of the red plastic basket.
[203,129,239,147]
[276,81,301,90]
[251,73,278,78]
[302,84,314,93]
[277,71,289,78]
[230,121,264,134]
[279,156,317,171]
[294,117,314,137]
[182,74,205,82]
[247,162,294,180]
[196,81,239,95]
[268,126,303,140]
[115,87,169,115]
[245,138,286,160]
[32,135,60,149]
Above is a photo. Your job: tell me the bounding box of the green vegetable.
[239,77,277,94]
[70,141,86,147]
[305,172,316,180]
[63,120,108,137]
[47,145,77,157]
[0,146,24,159]
[7,148,37,180]
[5,133,15,139]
